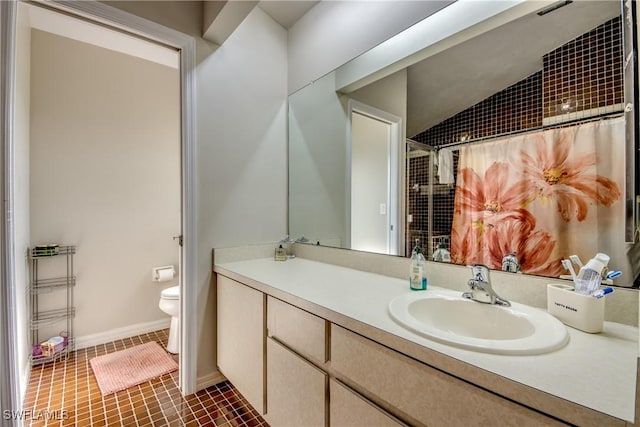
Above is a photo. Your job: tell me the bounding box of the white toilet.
[159,285,179,354]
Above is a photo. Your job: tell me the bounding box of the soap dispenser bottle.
[410,239,427,290]
[432,238,451,263]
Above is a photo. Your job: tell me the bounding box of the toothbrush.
[605,270,622,280]
[592,287,614,298]
[561,259,579,287]
[569,254,583,268]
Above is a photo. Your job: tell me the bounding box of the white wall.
[15,3,31,399]
[289,68,407,249]
[29,30,180,339]
[287,0,452,94]
[289,71,348,246]
[195,7,288,377]
[92,0,445,383]
[350,69,407,127]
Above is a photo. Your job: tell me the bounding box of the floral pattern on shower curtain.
[451,117,625,277]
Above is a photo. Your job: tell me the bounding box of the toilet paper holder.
[152,265,176,282]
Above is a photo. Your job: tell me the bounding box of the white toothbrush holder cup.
[547,283,604,333]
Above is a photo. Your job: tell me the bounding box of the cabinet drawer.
[330,379,405,427]
[331,325,567,427]
[267,296,327,364]
[266,337,327,427]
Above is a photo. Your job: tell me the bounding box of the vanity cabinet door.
[216,275,265,414]
[330,379,405,427]
[331,325,568,427]
[266,337,327,427]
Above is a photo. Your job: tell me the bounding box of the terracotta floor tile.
[24,329,267,427]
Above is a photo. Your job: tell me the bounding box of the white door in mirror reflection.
[350,108,399,255]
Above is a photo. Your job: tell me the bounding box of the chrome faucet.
[462,264,511,307]
[501,252,520,273]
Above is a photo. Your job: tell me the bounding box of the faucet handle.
[471,264,490,282]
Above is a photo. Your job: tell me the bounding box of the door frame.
[0,1,198,410]
[1,1,21,422]
[346,99,401,255]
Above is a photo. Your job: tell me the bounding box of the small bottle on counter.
[409,239,427,290]
[274,245,287,261]
[279,235,296,259]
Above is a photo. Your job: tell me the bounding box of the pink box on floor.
[41,336,65,357]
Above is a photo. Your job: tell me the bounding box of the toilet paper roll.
[154,266,175,282]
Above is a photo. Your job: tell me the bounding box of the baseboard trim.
[196,370,227,392]
[74,318,171,350]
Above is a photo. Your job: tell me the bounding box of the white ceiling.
[23,0,621,138]
[406,0,622,137]
[22,0,318,68]
[258,0,319,29]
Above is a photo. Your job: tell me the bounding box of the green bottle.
[410,239,427,290]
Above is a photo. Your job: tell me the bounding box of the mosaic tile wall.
[543,17,623,119]
[406,16,624,257]
[412,72,543,147]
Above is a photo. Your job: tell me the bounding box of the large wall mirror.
[289,0,638,284]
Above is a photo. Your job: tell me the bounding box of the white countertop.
[215,257,638,422]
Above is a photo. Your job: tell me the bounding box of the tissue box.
[547,284,604,333]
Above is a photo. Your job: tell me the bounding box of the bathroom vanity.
[214,252,638,426]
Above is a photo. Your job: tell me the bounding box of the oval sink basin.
[388,290,568,355]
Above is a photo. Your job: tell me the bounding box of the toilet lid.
[161,286,179,300]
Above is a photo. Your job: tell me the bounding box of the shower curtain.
[451,117,625,277]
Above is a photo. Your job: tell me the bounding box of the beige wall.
[29,30,180,339]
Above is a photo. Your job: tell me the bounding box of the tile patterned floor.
[23,329,268,426]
